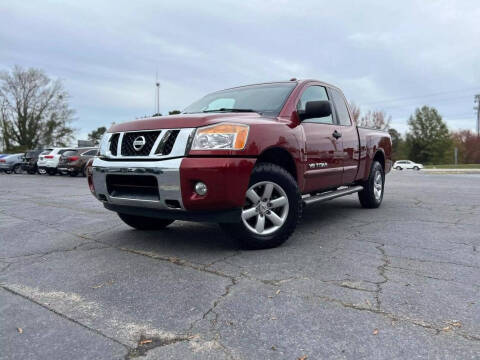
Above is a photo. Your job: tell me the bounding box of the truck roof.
[218,79,342,93]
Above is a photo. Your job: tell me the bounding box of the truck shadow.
[103,198,362,251]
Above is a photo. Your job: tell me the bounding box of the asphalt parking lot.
[0,171,479,359]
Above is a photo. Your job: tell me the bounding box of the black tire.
[395,166,402,170]
[69,171,78,177]
[4,170,12,174]
[358,161,384,209]
[47,169,57,176]
[413,166,420,171]
[118,213,175,230]
[220,163,302,250]
[13,164,23,174]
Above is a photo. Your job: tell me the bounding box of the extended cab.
[89,80,392,249]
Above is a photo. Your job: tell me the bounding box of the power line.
[368,95,476,112]
[359,86,480,106]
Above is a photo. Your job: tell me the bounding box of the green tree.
[169,110,181,115]
[405,106,452,164]
[0,65,75,150]
[88,126,107,145]
[388,128,407,161]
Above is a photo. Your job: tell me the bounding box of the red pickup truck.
[89,80,392,249]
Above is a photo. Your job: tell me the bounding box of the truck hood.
[109,113,277,132]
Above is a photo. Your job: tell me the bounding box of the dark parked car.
[57,148,98,177]
[21,149,51,174]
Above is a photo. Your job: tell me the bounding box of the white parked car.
[393,160,423,171]
[37,147,75,175]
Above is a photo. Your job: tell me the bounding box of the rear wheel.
[118,213,175,230]
[358,161,384,209]
[220,163,302,250]
[47,169,57,176]
[413,166,420,171]
[395,166,402,170]
[69,171,78,177]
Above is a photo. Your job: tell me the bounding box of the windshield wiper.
[202,108,258,113]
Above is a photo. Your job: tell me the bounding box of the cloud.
[1,0,479,136]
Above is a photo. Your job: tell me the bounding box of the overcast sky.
[1,0,479,139]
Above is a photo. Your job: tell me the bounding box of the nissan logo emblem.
[132,136,146,151]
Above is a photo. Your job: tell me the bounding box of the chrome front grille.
[109,133,120,155]
[121,131,160,156]
[104,128,194,160]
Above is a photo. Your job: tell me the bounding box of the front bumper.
[90,156,256,221]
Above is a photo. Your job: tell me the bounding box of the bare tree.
[0,65,75,150]
[348,102,361,123]
[348,102,390,130]
[358,110,391,130]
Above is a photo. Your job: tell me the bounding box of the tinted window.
[58,149,74,155]
[83,150,98,156]
[63,150,78,157]
[297,86,333,124]
[331,89,351,126]
[184,83,296,116]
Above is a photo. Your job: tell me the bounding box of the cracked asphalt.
[0,171,479,359]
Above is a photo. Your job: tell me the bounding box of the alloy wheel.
[241,181,289,235]
[373,171,383,200]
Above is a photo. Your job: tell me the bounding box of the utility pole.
[155,71,160,116]
[475,94,480,135]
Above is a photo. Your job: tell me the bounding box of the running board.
[302,185,364,206]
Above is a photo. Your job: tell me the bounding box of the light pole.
[155,72,160,116]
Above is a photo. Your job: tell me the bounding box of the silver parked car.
[0,153,25,174]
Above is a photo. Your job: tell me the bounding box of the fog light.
[194,182,208,196]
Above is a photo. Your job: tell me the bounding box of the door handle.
[332,130,342,139]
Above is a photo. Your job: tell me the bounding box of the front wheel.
[69,171,79,177]
[413,166,420,171]
[13,164,24,174]
[395,166,402,170]
[47,169,57,176]
[220,163,302,250]
[118,213,175,230]
[358,161,385,209]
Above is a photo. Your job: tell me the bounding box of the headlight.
[98,133,112,156]
[191,123,249,150]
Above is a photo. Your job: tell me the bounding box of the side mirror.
[301,100,332,121]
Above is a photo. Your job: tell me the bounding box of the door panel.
[302,123,343,193]
[297,85,344,193]
[339,125,359,183]
[328,88,360,184]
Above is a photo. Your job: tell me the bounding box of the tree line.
[1,66,478,164]
[350,103,480,165]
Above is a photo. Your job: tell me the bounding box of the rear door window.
[330,89,352,126]
[58,149,75,155]
[62,150,78,157]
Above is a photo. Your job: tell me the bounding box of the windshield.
[183,82,296,116]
